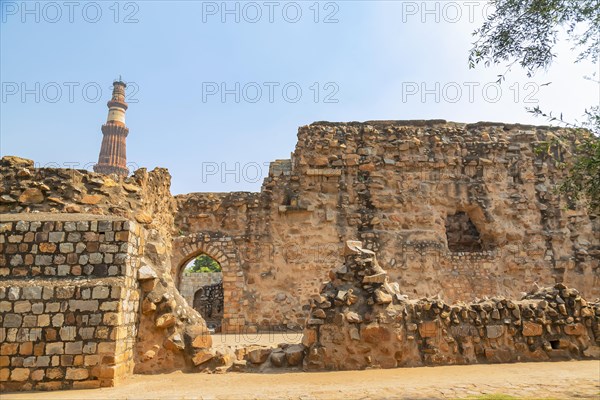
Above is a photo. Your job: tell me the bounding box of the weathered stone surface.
[191,333,212,349]
[564,323,586,336]
[362,323,391,343]
[418,321,438,338]
[1,156,33,168]
[374,289,392,304]
[302,329,317,347]
[18,189,44,204]
[192,350,214,366]
[155,313,177,329]
[345,312,362,323]
[522,321,543,337]
[135,213,153,224]
[138,264,158,280]
[80,195,103,205]
[270,350,286,367]
[284,344,304,366]
[486,325,504,339]
[247,346,271,364]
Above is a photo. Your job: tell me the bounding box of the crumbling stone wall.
[175,121,600,331]
[302,241,600,370]
[0,214,141,391]
[0,156,212,378]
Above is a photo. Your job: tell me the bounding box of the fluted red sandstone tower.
[94,80,129,176]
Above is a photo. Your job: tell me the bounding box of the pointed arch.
[171,232,244,333]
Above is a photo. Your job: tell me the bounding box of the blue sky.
[1,1,598,194]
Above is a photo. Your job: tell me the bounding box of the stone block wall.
[0,214,142,391]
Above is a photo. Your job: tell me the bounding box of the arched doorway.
[179,254,224,332]
[171,233,245,333]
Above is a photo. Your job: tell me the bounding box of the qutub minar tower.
[94,79,129,176]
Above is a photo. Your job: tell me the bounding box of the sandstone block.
[46,342,64,356]
[362,323,391,343]
[65,341,83,354]
[522,321,543,337]
[135,213,153,224]
[374,289,392,304]
[484,348,513,363]
[3,314,22,328]
[270,350,286,367]
[155,313,176,329]
[142,298,157,315]
[418,321,438,338]
[486,325,504,339]
[564,323,586,336]
[191,332,212,349]
[284,345,304,366]
[19,188,44,204]
[39,242,57,253]
[192,350,214,366]
[59,326,77,341]
[81,194,103,205]
[13,301,31,313]
[302,328,317,347]
[22,287,42,300]
[65,367,89,380]
[92,286,110,299]
[48,232,65,243]
[247,346,271,364]
[345,312,362,323]
[10,368,30,381]
[69,300,99,312]
[138,264,157,280]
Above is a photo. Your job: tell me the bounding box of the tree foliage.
[469,0,600,213]
[532,106,600,212]
[185,254,222,273]
[469,0,600,74]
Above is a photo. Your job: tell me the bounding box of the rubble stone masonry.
[0,214,142,391]
[175,121,600,330]
[302,241,600,370]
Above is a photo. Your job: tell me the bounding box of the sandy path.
[3,360,599,400]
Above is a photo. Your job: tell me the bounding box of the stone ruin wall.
[302,241,600,370]
[0,156,213,389]
[174,121,600,332]
[1,120,599,391]
[0,214,141,391]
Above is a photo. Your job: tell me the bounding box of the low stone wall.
[0,214,142,391]
[303,241,600,370]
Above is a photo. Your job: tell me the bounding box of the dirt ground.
[3,360,599,400]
